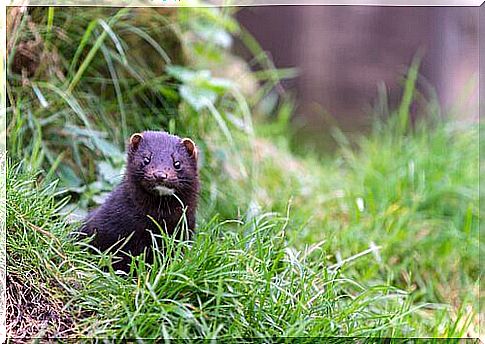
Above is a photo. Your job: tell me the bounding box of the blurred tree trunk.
[236,6,478,134]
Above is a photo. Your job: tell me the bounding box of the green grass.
[7,115,479,338]
[7,159,471,339]
[6,5,480,340]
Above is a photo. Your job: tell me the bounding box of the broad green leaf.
[58,163,82,188]
[92,137,123,158]
[97,161,123,185]
[180,85,217,111]
[191,21,233,49]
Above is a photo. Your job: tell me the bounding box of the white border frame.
[1,1,482,343]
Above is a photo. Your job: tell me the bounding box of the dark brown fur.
[77,131,199,271]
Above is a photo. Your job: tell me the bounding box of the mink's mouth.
[153,185,175,196]
[140,179,177,196]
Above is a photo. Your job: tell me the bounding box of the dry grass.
[7,274,75,339]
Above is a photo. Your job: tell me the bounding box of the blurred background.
[235,6,479,147]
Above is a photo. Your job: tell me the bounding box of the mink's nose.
[153,171,168,181]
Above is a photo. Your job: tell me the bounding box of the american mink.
[78,131,199,271]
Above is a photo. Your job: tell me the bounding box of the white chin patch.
[154,186,175,196]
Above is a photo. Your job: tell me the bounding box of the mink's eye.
[143,156,151,166]
[173,160,181,171]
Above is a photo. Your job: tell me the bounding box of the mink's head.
[126,131,199,197]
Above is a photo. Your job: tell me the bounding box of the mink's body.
[78,131,199,271]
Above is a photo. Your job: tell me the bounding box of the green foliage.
[6,162,440,338]
[166,65,235,111]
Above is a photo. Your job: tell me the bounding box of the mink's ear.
[181,138,198,161]
[129,133,143,150]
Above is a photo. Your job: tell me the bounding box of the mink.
[77,131,200,271]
